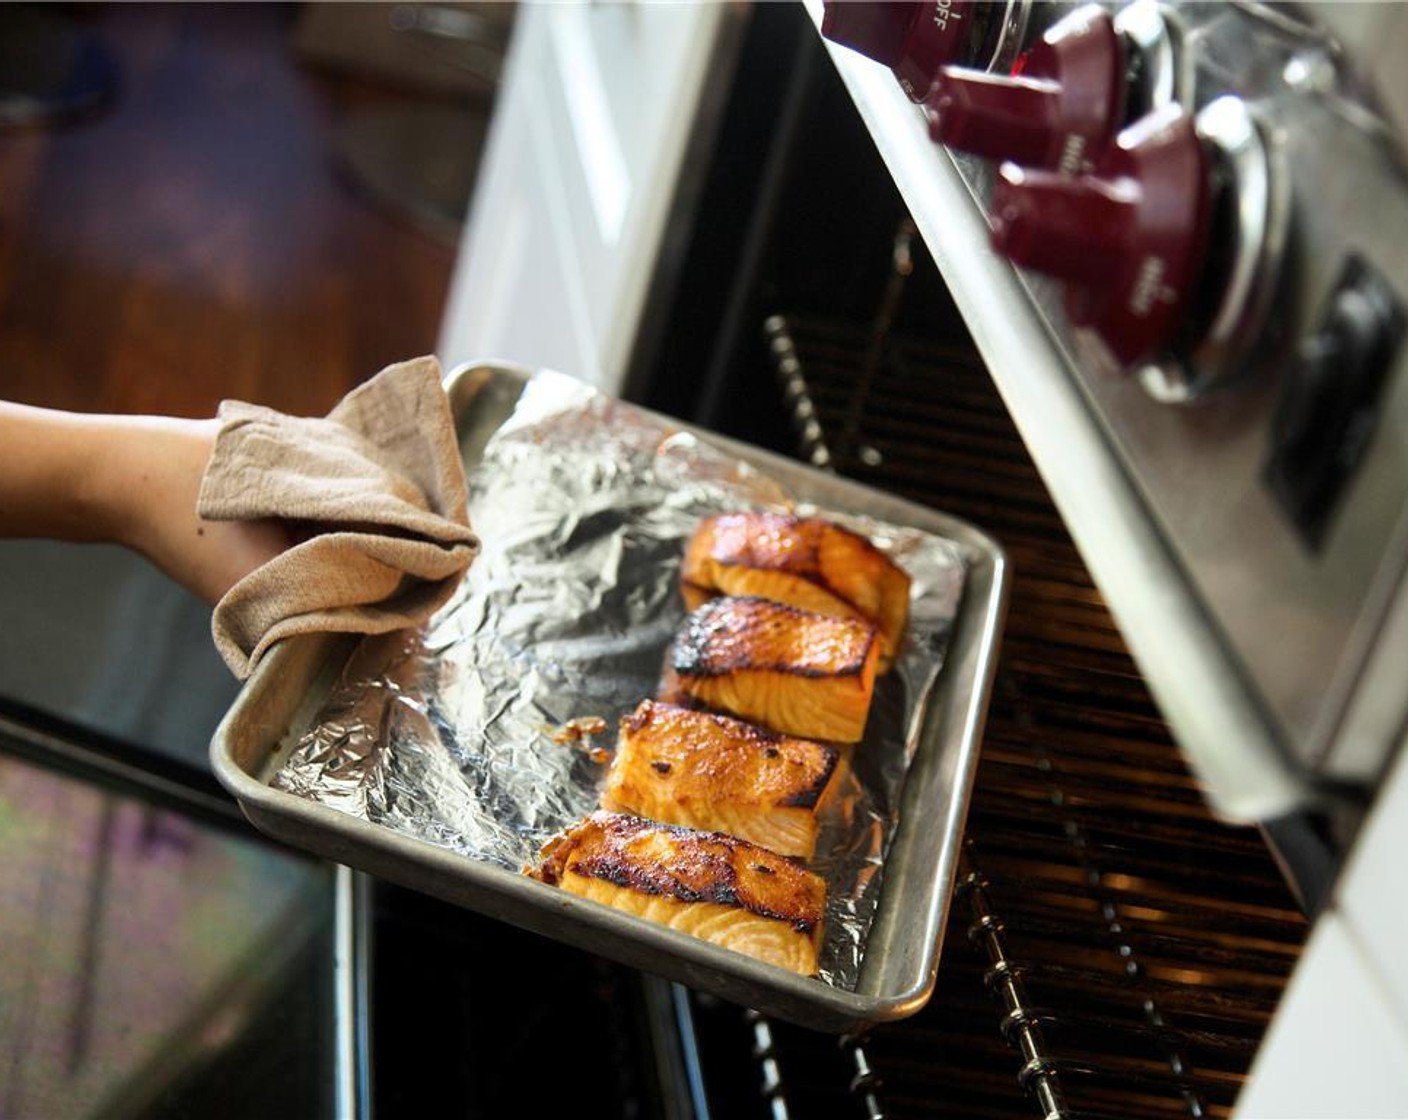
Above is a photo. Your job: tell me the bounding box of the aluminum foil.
[273,371,967,988]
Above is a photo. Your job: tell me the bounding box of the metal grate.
[731,310,1309,1120]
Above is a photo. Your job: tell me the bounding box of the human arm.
[0,402,289,604]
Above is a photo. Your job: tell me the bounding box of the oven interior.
[614,6,1312,1116]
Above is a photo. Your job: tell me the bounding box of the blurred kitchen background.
[1,2,507,421]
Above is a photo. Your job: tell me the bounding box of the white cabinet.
[439,2,737,396]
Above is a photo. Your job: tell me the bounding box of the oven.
[434,0,1408,1115]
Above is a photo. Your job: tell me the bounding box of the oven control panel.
[821,0,1408,808]
[819,1,1031,98]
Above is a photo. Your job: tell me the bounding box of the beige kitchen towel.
[197,355,479,678]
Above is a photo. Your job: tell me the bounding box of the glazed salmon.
[531,811,826,975]
[682,512,911,669]
[602,700,841,859]
[665,595,880,744]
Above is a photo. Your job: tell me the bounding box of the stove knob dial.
[927,4,1124,172]
[821,1,980,101]
[988,103,1211,369]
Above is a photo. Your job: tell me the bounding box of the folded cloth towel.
[198,356,479,678]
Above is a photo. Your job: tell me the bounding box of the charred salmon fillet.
[664,595,880,744]
[602,700,841,859]
[682,512,911,669]
[531,811,826,975]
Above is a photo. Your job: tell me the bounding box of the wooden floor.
[0,4,459,420]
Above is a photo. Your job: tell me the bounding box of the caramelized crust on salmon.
[532,811,826,975]
[602,700,840,859]
[665,596,879,744]
[682,512,911,669]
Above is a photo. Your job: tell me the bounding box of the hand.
[0,404,291,605]
[102,416,294,605]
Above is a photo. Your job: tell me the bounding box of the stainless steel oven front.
[819,0,1408,826]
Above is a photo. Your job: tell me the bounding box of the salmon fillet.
[531,811,826,975]
[665,595,880,744]
[602,699,841,859]
[681,512,911,669]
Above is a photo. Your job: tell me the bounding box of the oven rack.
[706,311,1311,1120]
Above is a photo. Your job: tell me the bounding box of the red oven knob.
[988,103,1212,369]
[821,1,979,101]
[926,4,1123,172]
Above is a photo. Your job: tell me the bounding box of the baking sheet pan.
[210,361,1008,1032]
